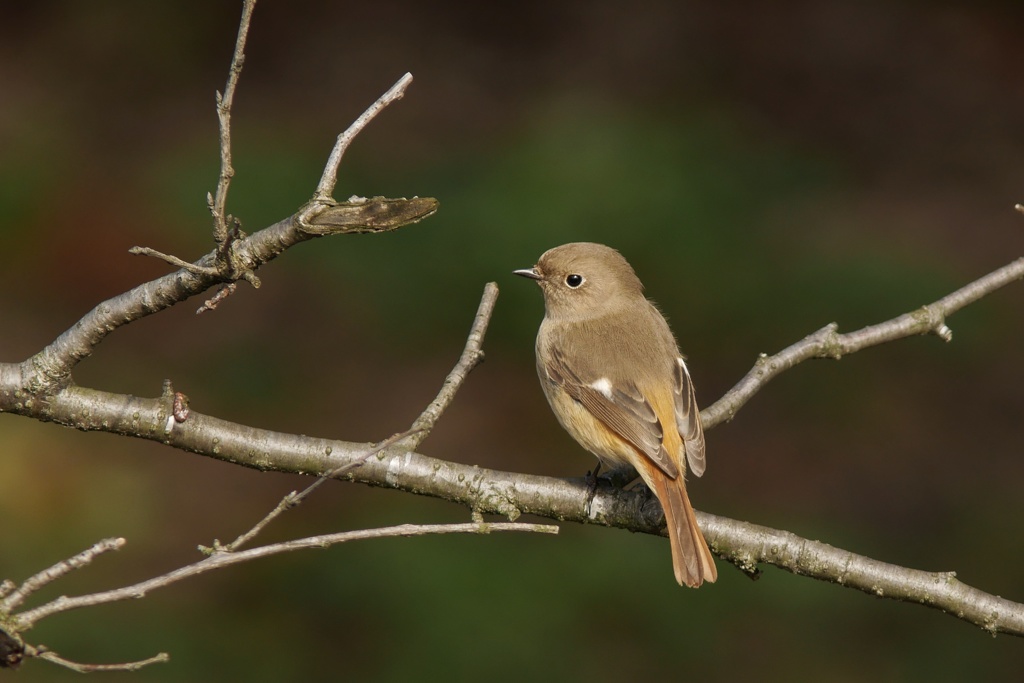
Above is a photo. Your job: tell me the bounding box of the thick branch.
[700,513,1024,635]
[3,378,1021,635]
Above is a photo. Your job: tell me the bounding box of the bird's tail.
[650,470,717,587]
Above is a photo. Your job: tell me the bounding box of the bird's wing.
[674,357,706,477]
[544,346,679,479]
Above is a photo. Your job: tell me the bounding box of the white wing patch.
[674,355,706,478]
[589,377,614,399]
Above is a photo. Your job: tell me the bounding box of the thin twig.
[196,282,238,314]
[297,429,420,502]
[128,0,257,294]
[216,283,498,552]
[404,281,499,450]
[14,522,558,628]
[701,256,1024,428]
[0,538,125,613]
[32,648,169,673]
[127,246,220,276]
[215,428,420,553]
[312,73,414,202]
[211,0,257,244]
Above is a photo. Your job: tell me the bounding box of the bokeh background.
[2,1,1024,680]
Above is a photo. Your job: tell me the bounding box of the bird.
[515,242,716,587]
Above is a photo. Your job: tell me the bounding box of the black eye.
[565,274,584,288]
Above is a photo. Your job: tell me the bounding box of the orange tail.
[650,471,717,587]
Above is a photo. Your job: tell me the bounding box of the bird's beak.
[513,267,542,281]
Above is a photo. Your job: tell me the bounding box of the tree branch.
[312,73,414,203]
[216,281,499,552]
[0,538,125,613]
[214,279,498,552]
[1,278,519,672]
[701,256,1024,428]
[130,0,258,287]
[211,427,418,554]
[404,281,498,450]
[30,649,169,674]
[6,254,1023,636]
[211,0,256,245]
[19,195,436,395]
[10,522,558,630]
[700,512,1024,635]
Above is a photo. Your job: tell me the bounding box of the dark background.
[2,1,1023,680]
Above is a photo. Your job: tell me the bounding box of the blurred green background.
[2,0,1024,680]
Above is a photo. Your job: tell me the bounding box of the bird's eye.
[565,274,584,288]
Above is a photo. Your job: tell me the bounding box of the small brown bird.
[515,242,716,587]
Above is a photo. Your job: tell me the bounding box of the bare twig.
[401,282,497,448]
[211,0,256,245]
[13,522,557,629]
[0,538,125,613]
[404,282,498,450]
[215,428,420,553]
[290,429,419,506]
[127,1,258,288]
[31,648,169,673]
[196,282,238,314]
[215,282,498,552]
[127,246,219,276]
[312,73,414,202]
[701,256,1024,428]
